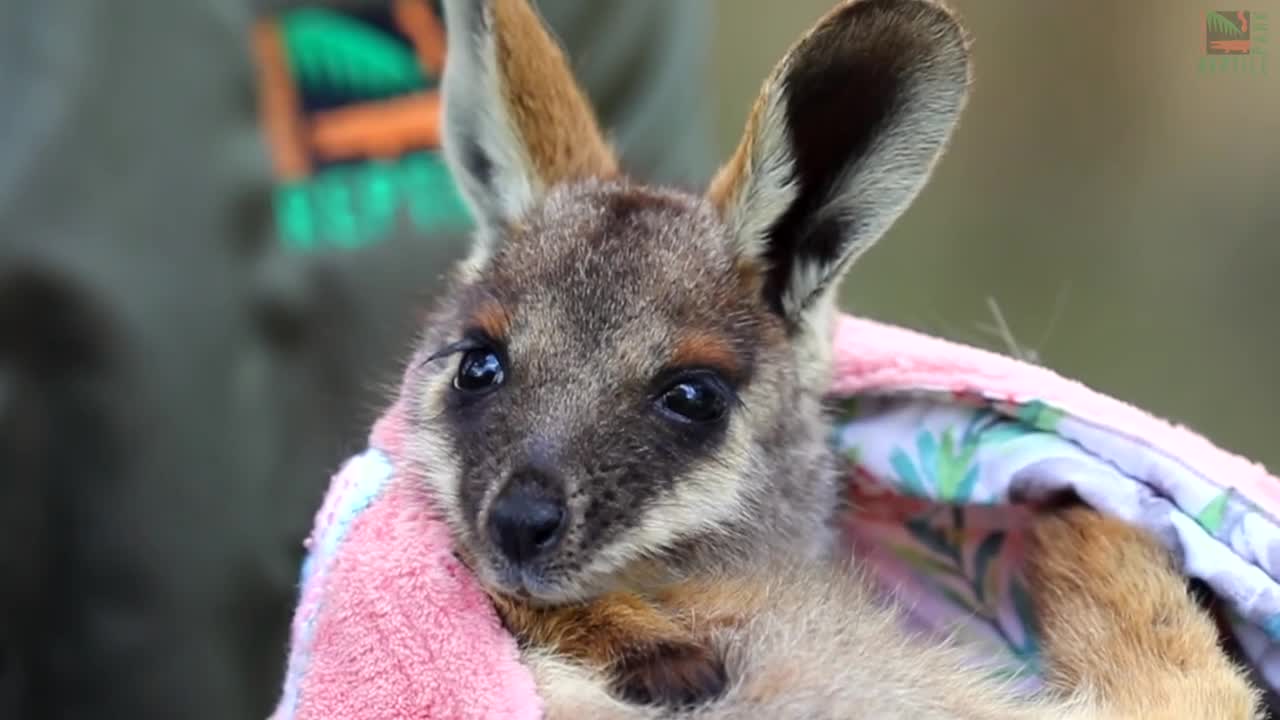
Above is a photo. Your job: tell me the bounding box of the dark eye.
[454,348,505,393]
[656,377,728,424]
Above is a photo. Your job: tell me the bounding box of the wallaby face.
[408,0,970,604]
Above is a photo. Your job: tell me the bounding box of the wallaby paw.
[611,640,728,710]
[1026,505,1175,605]
[1026,506,1261,718]
[1025,504,1183,662]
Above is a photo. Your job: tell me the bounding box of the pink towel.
[271,313,1280,718]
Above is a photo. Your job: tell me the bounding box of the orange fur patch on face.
[671,330,741,378]
[470,300,511,340]
[491,0,618,186]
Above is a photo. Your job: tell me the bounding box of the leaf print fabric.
[830,392,1280,694]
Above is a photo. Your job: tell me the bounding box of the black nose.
[487,484,567,565]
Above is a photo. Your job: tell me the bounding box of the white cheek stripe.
[580,413,760,581]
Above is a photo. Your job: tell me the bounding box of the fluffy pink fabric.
[830,317,1277,506]
[273,405,543,720]
[289,481,541,719]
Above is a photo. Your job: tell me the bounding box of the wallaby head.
[407,0,970,603]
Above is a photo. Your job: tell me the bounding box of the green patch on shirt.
[254,1,472,251]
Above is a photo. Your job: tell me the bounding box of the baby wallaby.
[405,0,1263,717]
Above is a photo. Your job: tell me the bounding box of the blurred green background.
[714,0,1279,470]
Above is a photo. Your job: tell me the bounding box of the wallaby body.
[404,0,1263,717]
[515,510,1259,720]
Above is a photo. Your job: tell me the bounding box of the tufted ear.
[440,0,618,253]
[709,0,971,328]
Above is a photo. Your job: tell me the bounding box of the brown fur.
[491,0,617,185]
[511,508,1260,720]
[669,331,742,381]
[492,591,724,707]
[705,100,758,216]
[1027,508,1260,719]
[468,299,512,341]
[423,0,1264,717]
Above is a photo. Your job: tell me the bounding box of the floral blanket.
[836,393,1280,689]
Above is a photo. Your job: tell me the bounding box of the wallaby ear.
[709,0,970,326]
[440,0,618,248]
